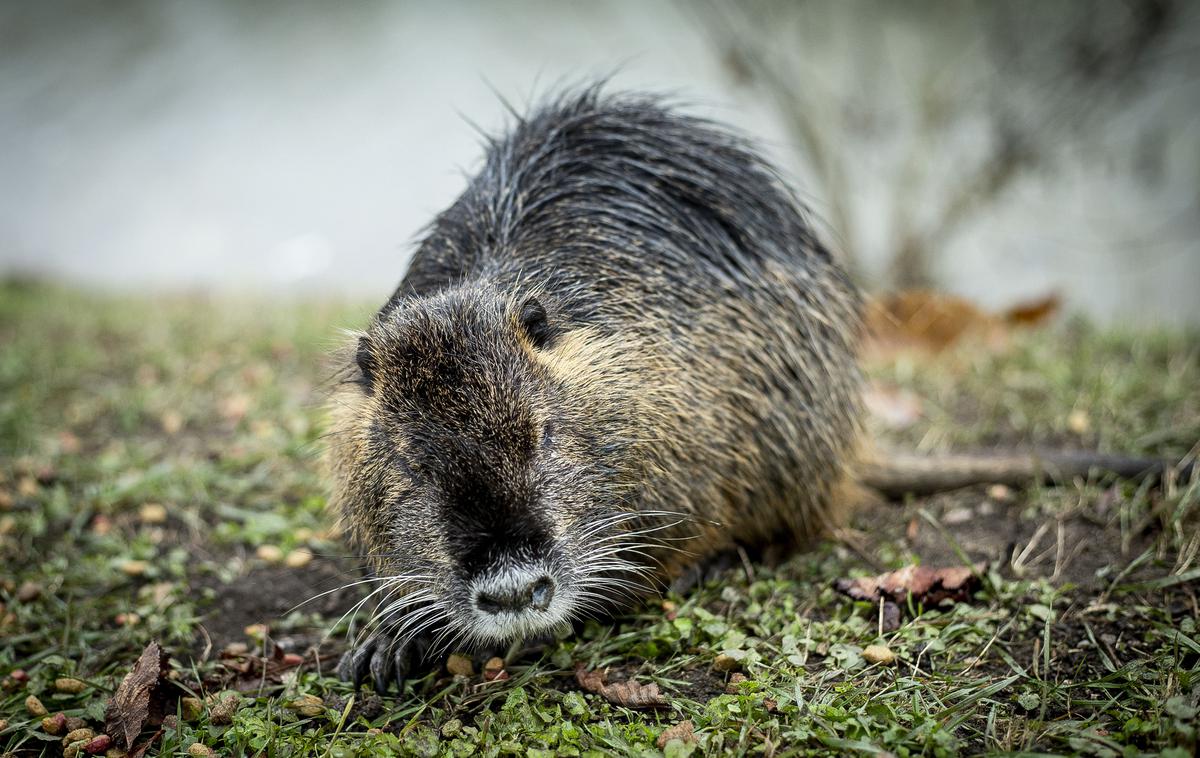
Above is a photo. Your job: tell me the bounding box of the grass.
[0,280,1197,757]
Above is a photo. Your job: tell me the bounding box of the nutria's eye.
[519,296,556,350]
[355,336,376,389]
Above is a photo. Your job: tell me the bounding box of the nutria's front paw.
[336,632,432,694]
[669,549,742,595]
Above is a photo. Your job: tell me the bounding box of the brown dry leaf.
[864,289,1059,360]
[657,720,697,748]
[574,664,668,709]
[834,563,985,610]
[105,641,173,749]
[1002,293,1062,326]
[219,394,251,423]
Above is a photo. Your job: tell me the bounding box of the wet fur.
[326,87,863,685]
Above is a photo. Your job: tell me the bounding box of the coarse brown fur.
[325,86,862,690]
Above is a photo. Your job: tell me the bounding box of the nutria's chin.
[326,86,862,691]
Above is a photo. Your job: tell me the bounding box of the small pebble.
[119,560,148,577]
[987,484,1013,502]
[115,612,141,627]
[483,656,505,673]
[55,677,87,694]
[82,735,111,755]
[181,697,204,721]
[283,549,313,569]
[208,694,239,725]
[160,411,184,436]
[256,545,283,563]
[63,728,95,746]
[16,581,42,602]
[863,644,896,665]
[42,712,67,734]
[64,716,87,732]
[942,507,973,525]
[281,653,304,667]
[138,503,167,525]
[713,653,740,672]
[445,653,474,677]
[25,694,48,717]
[186,744,215,758]
[91,515,113,536]
[222,642,249,656]
[57,431,82,454]
[286,694,325,718]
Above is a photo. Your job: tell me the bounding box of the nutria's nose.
[475,575,555,614]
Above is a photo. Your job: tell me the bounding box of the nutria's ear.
[518,296,557,350]
[354,335,377,390]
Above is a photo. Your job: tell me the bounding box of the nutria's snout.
[474,574,555,614]
[463,564,569,643]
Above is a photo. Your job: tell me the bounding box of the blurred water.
[0,1,787,298]
[1,1,1197,326]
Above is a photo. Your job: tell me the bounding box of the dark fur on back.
[327,87,862,684]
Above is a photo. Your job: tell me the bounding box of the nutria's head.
[326,282,663,648]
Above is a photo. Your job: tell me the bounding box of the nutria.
[325,87,1179,692]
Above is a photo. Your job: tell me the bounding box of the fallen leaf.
[105,641,173,749]
[834,563,985,625]
[574,664,668,708]
[864,289,1059,361]
[1002,293,1062,326]
[657,720,696,748]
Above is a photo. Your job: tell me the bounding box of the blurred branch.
[690,0,1187,289]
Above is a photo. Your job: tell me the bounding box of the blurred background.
[2,0,1197,326]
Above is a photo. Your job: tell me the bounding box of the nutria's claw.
[337,633,429,693]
